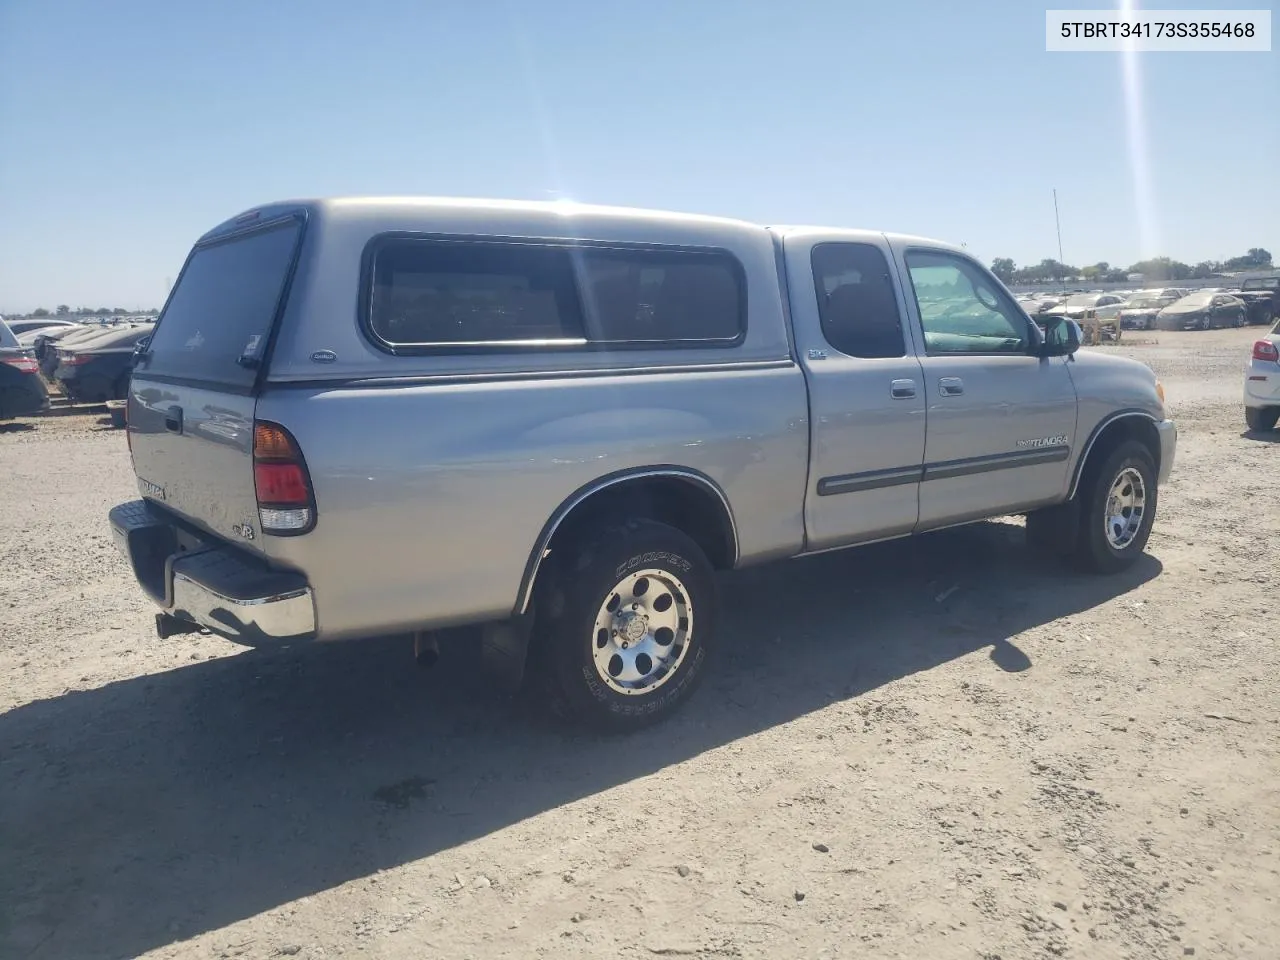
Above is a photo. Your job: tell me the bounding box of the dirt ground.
[2,328,1277,960]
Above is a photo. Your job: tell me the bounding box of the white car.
[1245,318,1280,432]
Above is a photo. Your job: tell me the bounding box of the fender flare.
[513,466,738,616]
[1066,409,1160,500]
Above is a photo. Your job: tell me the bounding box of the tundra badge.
[1016,435,1068,449]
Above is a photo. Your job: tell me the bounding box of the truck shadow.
[1,520,1160,959]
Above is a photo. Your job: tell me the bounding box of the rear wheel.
[1072,441,1158,573]
[535,518,717,731]
[1246,407,1280,432]
[1234,311,1246,328]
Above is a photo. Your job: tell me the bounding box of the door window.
[810,242,905,358]
[905,251,1030,354]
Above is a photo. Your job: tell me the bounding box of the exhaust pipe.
[413,631,440,668]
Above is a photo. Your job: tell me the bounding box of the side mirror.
[1039,316,1081,358]
[132,336,152,367]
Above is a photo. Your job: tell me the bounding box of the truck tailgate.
[128,383,261,547]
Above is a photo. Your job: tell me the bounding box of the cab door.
[782,232,926,551]
[888,243,1078,529]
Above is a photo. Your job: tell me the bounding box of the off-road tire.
[534,518,717,732]
[1072,440,1158,573]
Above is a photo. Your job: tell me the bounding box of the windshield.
[1061,294,1101,307]
[1127,297,1170,309]
[1176,292,1214,307]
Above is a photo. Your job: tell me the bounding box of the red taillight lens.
[1,356,38,374]
[252,420,315,533]
[1252,340,1279,362]
[254,462,309,504]
[60,352,91,366]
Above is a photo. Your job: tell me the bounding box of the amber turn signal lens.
[254,422,297,460]
[1155,381,1165,403]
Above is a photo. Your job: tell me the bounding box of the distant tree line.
[990,248,1273,285]
[25,304,158,318]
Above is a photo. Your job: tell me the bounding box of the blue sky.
[1,0,1276,312]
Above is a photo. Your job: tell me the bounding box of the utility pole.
[1053,189,1066,294]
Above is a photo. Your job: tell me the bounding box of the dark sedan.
[1,319,50,420]
[1156,292,1247,331]
[54,324,153,404]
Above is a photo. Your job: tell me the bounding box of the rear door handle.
[890,379,917,399]
[939,377,965,397]
[164,406,183,434]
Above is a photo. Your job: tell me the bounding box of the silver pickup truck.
[109,198,1176,729]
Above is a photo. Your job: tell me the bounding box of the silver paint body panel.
[117,198,1176,642]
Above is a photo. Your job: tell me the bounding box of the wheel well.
[1075,415,1161,495]
[546,474,737,572]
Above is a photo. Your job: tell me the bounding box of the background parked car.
[1144,287,1190,301]
[1017,294,1064,315]
[3,317,80,337]
[53,323,153,404]
[1244,318,1280,432]
[1045,292,1127,342]
[1118,294,1179,330]
[1157,291,1247,331]
[1234,276,1279,326]
[35,321,134,379]
[0,317,50,420]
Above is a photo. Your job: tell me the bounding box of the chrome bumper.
[1156,419,1177,485]
[109,500,316,643]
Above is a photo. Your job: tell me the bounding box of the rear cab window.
[143,218,303,388]
[809,242,906,359]
[366,238,745,351]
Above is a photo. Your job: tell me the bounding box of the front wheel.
[535,518,717,731]
[1200,315,1212,331]
[1073,441,1158,573]
[1235,311,1246,328]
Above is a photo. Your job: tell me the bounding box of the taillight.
[253,421,315,534]
[1253,340,1279,363]
[1,356,38,374]
[59,352,91,366]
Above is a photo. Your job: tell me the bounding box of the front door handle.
[890,379,917,399]
[164,406,183,434]
[939,377,965,397]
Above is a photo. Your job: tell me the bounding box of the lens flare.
[1120,0,1160,258]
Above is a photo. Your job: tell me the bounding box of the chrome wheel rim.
[591,568,692,695]
[1104,467,1146,550]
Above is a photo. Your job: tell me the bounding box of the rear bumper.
[1156,419,1177,485]
[109,499,316,643]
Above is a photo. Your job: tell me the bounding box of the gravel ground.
[2,328,1277,960]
